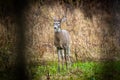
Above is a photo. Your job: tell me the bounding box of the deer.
[53,16,71,72]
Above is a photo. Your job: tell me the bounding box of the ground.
[27,61,120,80]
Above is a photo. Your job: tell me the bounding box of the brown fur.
[54,30,70,49]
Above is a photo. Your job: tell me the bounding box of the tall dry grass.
[0,0,120,66]
[23,0,120,62]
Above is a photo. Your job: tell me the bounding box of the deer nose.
[54,27,56,29]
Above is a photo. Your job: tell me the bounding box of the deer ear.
[53,17,57,21]
[61,16,67,22]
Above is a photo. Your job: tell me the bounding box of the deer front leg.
[60,50,64,70]
[57,48,61,72]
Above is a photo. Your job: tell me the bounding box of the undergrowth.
[28,61,120,80]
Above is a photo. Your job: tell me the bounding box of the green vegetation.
[28,61,120,80]
[0,0,120,80]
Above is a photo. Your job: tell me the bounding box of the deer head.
[53,16,67,32]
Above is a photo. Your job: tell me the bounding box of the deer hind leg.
[64,48,68,69]
[67,46,71,69]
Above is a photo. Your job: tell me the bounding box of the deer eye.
[54,21,61,26]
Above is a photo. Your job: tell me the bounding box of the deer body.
[53,17,71,71]
[54,30,70,49]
